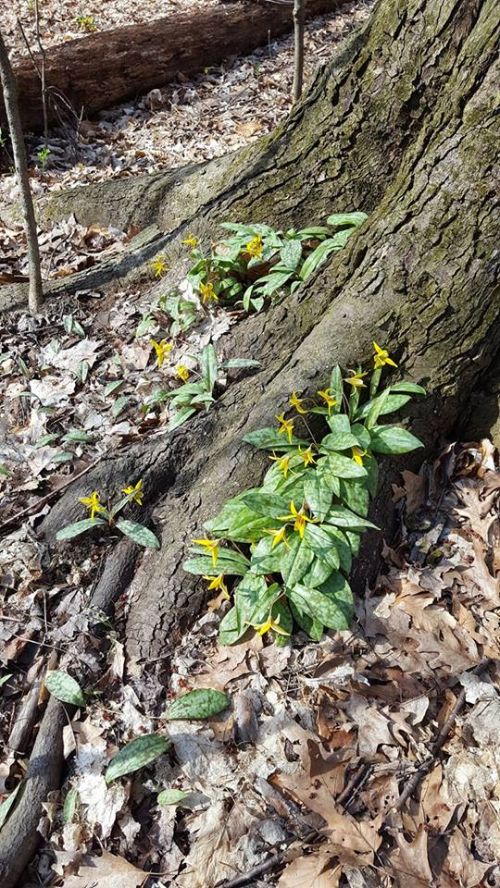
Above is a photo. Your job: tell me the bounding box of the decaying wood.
[1,0,346,134]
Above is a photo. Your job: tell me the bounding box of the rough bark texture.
[38,0,500,668]
[1,0,345,133]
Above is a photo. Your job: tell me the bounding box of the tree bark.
[37,0,500,669]
[1,0,347,134]
[0,29,42,313]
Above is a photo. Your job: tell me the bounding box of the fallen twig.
[395,658,491,810]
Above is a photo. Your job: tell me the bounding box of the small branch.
[33,0,49,146]
[292,0,305,102]
[0,28,43,313]
[395,659,491,810]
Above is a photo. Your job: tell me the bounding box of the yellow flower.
[317,388,337,414]
[121,479,143,505]
[192,537,220,567]
[276,413,294,444]
[298,446,316,467]
[79,490,106,519]
[269,452,291,478]
[150,338,173,367]
[264,526,289,549]
[289,391,307,415]
[352,447,367,466]
[253,613,290,637]
[245,234,264,259]
[344,370,368,389]
[182,233,199,249]
[277,501,318,539]
[373,341,398,369]
[176,364,190,382]
[202,574,229,599]
[199,281,218,304]
[150,256,168,278]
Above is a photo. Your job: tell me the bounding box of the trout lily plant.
[184,212,367,313]
[56,479,160,548]
[184,345,425,645]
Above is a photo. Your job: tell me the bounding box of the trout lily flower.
[269,452,291,478]
[264,526,289,549]
[289,391,307,414]
[344,370,367,389]
[199,281,218,304]
[182,233,199,249]
[276,413,294,443]
[150,338,173,367]
[202,574,229,599]
[317,388,337,414]
[278,501,318,538]
[175,364,190,382]
[298,446,316,466]
[352,447,367,466]
[245,234,264,259]
[192,537,220,567]
[150,256,168,278]
[79,490,106,519]
[373,341,398,369]
[253,613,290,637]
[121,479,143,505]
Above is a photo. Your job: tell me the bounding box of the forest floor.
[1,2,500,887]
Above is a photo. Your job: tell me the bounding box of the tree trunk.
[293,0,306,101]
[2,0,346,134]
[0,29,42,313]
[37,0,499,670]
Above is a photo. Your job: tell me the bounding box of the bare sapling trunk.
[293,0,305,101]
[0,29,42,313]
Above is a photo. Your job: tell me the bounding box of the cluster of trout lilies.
[185,341,426,644]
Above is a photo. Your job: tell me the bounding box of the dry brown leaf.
[62,851,145,888]
[278,852,341,887]
[388,824,433,887]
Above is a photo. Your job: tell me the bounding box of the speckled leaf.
[165,688,229,720]
[105,734,170,784]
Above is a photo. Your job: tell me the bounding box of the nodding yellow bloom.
[182,233,199,249]
[150,338,173,367]
[344,370,368,389]
[245,234,264,259]
[289,391,307,415]
[277,501,318,539]
[276,413,294,444]
[298,446,316,467]
[269,452,291,478]
[352,447,367,466]
[264,526,288,549]
[79,490,105,519]
[176,364,190,382]
[150,256,168,278]
[192,537,220,567]
[317,388,337,414]
[253,613,290,637]
[199,281,218,304]
[202,574,229,599]
[122,479,143,505]
[373,341,398,369]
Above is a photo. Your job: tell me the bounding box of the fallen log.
[2,0,347,134]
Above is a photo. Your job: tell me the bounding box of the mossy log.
[1,0,346,134]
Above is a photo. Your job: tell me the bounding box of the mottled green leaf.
[165,689,229,720]
[44,670,86,707]
[370,426,424,455]
[116,520,160,549]
[105,734,170,783]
